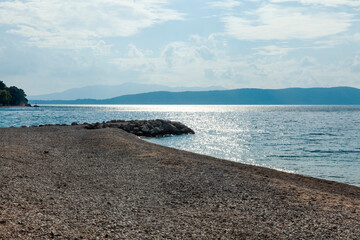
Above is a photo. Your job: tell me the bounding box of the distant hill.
[29,87,360,105]
[28,83,226,100]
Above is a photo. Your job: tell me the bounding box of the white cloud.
[208,0,360,9]
[109,44,158,73]
[91,40,112,56]
[254,45,294,55]
[300,56,316,67]
[1,0,359,92]
[109,38,227,87]
[222,5,353,40]
[207,0,242,8]
[0,0,184,49]
[313,33,360,48]
[107,35,360,89]
[350,55,360,72]
[269,0,360,7]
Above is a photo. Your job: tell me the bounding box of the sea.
[1,105,360,187]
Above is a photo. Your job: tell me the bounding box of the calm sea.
[1,105,360,187]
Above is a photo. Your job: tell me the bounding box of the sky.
[0,0,360,95]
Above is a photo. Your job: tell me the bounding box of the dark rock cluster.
[84,119,195,137]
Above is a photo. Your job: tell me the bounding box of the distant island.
[0,81,29,107]
[30,87,360,105]
[28,83,226,100]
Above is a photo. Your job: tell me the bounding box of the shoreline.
[0,105,32,108]
[144,137,360,188]
[1,125,359,238]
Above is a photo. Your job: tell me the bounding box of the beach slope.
[0,125,359,239]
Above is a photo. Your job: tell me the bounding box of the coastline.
[0,125,359,238]
[0,105,32,108]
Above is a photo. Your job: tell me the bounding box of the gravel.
[0,125,359,239]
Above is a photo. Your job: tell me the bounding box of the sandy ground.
[0,125,359,239]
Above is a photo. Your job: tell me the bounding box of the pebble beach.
[1,124,360,239]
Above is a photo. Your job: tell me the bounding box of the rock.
[141,125,150,133]
[84,119,195,137]
[106,123,120,128]
[150,127,161,136]
[162,122,180,135]
[85,124,96,129]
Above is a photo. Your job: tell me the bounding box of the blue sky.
[0,0,359,95]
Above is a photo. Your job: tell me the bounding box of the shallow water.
[1,105,360,186]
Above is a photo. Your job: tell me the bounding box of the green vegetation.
[0,81,28,106]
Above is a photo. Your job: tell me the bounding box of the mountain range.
[28,83,226,100]
[29,87,360,105]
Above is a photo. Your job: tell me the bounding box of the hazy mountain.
[28,83,226,100]
[29,87,360,105]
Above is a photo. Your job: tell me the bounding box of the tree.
[0,89,12,105]
[0,81,28,106]
[8,86,28,106]
[0,81,6,90]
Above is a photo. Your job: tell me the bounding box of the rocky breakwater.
[85,119,195,137]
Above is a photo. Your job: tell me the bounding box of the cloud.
[0,0,184,49]
[300,56,316,67]
[313,33,360,49]
[350,55,360,72]
[107,34,360,89]
[254,45,294,56]
[222,4,353,40]
[208,0,360,9]
[107,40,287,88]
[1,0,359,93]
[109,37,226,86]
[207,0,242,9]
[269,0,360,7]
[91,40,112,56]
